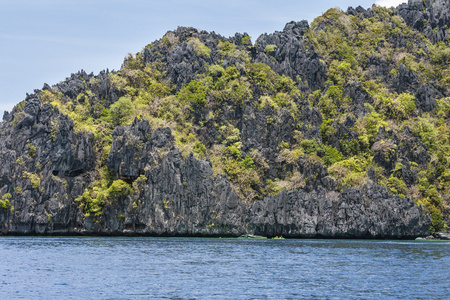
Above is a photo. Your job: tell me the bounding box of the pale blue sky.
[0,0,405,117]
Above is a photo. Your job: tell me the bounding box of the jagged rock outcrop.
[106,119,171,181]
[253,20,328,91]
[0,93,95,235]
[249,182,429,238]
[347,5,374,19]
[345,81,373,117]
[143,27,223,89]
[434,232,450,240]
[49,70,122,108]
[366,53,391,81]
[392,64,419,94]
[373,126,430,173]
[122,150,247,236]
[400,161,419,187]
[415,84,442,112]
[0,101,431,237]
[398,0,450,44]
[143,22,327,93]
[103,119,247,235]
[2,5,442,238]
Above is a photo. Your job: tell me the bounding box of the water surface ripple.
[1,237,449,299]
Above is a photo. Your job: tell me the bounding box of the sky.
[0,0,406,117]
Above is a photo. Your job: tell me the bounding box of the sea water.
[0,237,449,299]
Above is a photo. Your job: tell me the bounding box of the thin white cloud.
[375,0,407,7]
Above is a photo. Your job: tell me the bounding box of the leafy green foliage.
[107,180,133,200]
[353,109,387,151]
[430,212,446,234]
[76,168,133,217]
[264,44,277,53]
[178,78,211,107]
[23,172,40,189]
[32,11,450,232]
[193,141,206,157]
[0,193,12,211]
[298,139,343,166]
[382,175,408,198]
[305,5,450,230]
[241,36,252,47]
[26,143,37,157]
[406,116,438,152]
[0,199,11,211]
[329,155,371,190]
[109,97,134,127]
[187,37,211,57]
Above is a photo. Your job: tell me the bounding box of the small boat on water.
[238,234,267,239]
[415,237,450,242]
[271,236,285,240]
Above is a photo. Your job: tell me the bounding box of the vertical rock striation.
[2,1,444,238]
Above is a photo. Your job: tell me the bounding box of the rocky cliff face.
[143,22,327,93]
[2,0,446,238]
[252,20,327,92]
[0,102,430,237]
[249,182,427,239]
[398,0,450,44]
[0,93,95,234]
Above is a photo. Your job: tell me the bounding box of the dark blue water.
[0,237,449,299]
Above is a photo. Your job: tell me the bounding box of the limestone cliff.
[3,0,450,238]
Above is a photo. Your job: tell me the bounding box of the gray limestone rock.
[253,21,327,92]
[0,107,431,238]
[434,232,450,240]
[398,0,450,44]
[0,92,94,235]
[248,182,430,238]
[0,14,437,238]
[415,84,441,113]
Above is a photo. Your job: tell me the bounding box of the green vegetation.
[0,193,12,211]
[23,172,40,189]
[27,143,37,157]
[241,36,252,47]
[187,37,211,57]
[32,11,449,232]
[306,6,450,232]
[193,141,206,158]
[264,44,277,53]
[14,187,23,195]
[75,167,133,217]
